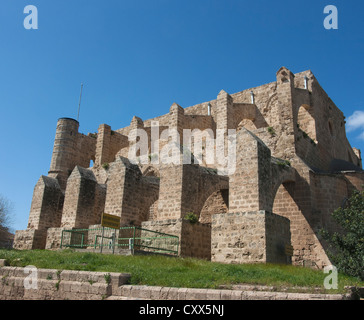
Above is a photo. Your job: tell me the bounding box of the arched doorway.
[199,189,229,224]
[142,165,160,222]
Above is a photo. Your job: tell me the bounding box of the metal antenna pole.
[77,83,83,122]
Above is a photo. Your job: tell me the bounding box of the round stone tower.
[48,117,79,190]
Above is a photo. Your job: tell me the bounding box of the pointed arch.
[297,104,316,141]
[199,189,229,224]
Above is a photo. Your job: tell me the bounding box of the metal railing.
[60,226,179,256]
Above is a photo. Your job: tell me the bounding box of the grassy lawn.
[1,249,362,294]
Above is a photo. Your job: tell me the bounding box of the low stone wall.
[0,265,357,300]
[0,266,130,300]
[116,285,355,300]
[211,211,291,264]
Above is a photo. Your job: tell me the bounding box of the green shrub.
[104,273,111,284]
[89,133,97,139]
[320,189,364,280]
[184,212,198,224]
[276,160,291,169]
[102,163,109,170]
[267,127,275,136]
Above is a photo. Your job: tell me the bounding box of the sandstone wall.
[157,164,228,220]
[211,211,291,264]
[13,229,47,250]
[95,124,128,167]
[60,166,105,229]
[104,157,159,226]
[27,176,63,230]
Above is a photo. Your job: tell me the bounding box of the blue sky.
[0,0,363,231]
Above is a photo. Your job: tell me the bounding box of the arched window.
[199,189,229,224]
[297,105,316,141]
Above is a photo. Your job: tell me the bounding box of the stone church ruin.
[13,67,363,268]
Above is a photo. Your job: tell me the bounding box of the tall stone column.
[27,176,63,230]
[103,157,143,226]
[60,166,102,229]
[95,124,112,167]
[275,67,296,160]
[13,175,63,250]
[168,103,184,146]
[216,90,234,151]
[48,118,80,190]
[156,164,184,220]
[229,128,272,212]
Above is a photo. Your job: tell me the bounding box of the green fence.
[60,226,179,256]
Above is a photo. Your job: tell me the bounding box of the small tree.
[320,189,364,280]
[0,195,14,246]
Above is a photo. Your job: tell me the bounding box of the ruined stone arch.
[140,165,160,222]
[194,177,229,224]
[230,104,257,131]
[237,119,256,132]
[263,93,280,128]
[233,106,270,131]
[269,160,297,213]
[146,194,159,222]
[264,92,278,113]
[270,177,301,264]
[297,104,316,141]
[199,189,229,224]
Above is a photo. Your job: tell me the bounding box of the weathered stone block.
[0,259,9,267]
[211,211,291,264]
[13,229,47,250]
